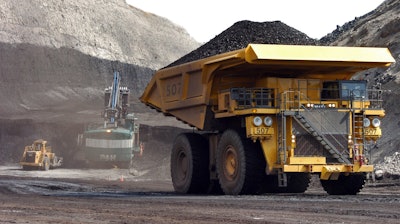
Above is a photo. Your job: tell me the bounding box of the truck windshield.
[322,81,367,100]
[340,81,367,100]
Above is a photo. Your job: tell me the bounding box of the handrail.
[228,87,382,110]
[230,87,276,109]
[281,90,351,162]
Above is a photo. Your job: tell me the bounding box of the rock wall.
[0,0,200,70]
[0,42,154,121]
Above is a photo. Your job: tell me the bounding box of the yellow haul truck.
[140,44,395,195]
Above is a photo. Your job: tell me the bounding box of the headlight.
[264,116,273,127]
[253,116,262,126]
[372,118,381,127]
[363,118,370,127]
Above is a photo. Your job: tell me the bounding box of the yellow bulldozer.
[20,139,63,171]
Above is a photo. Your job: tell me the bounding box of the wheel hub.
[177,150,188,181]
[224,146,238,181]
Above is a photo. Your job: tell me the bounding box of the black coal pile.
[167,20,317,67]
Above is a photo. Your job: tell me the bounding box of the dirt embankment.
[0,42,155,119]
[0,0,200,70]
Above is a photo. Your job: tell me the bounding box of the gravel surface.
[0,169,399,224]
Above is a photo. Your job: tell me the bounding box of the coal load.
[167,20,317,67]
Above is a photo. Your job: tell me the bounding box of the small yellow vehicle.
[20,139,63,171]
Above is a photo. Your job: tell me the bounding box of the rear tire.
[320,173,366,195]
[170,133,210,194]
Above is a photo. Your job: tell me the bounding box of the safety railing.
[230,87,276,109]
[281,90,351,162]
[228,87,383,110]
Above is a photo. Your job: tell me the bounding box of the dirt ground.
[0,165,399,224]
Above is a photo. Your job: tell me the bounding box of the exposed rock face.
[0,42,154,122]
[320,0,400,79]
[0,0,201,122]
[0,0,200,70]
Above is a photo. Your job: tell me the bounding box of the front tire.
[170,133,209,194]
[216,129,265,195]
[320,173,366,195]
[283,173,311,193]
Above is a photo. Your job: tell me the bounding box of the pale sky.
[126,0,385,43]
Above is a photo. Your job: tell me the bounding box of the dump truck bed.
[140,44,394,129]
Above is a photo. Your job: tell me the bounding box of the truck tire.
[170,133,210,194]
[282,173,311,193]
[216,129,265,195]
[320,173,366,195]
[43,157,50,171]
